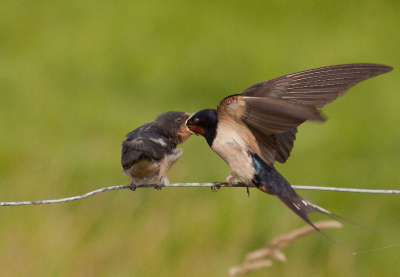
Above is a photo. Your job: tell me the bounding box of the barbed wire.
[0,183,399,206]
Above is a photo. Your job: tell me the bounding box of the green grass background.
[1,1,400,276]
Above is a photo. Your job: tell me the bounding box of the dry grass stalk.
[229,220,342,276]
[229,260,273,276]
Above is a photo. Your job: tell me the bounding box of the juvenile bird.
[186,63,393,238]
[122,111,192,190]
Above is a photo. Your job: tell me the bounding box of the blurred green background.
[1,0,399,276]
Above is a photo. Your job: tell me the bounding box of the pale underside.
[124,148,183,185]
[211,117,257,186]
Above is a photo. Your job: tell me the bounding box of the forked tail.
[252,154,359,253]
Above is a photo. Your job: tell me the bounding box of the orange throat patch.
[187,125,206,137]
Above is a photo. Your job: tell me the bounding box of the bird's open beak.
[185,114,199,136]
[185,114,194,132]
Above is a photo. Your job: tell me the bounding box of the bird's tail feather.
[252,155,362,252]
[275,193,354,253]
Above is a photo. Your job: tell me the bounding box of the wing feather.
[217,95,323,166]
[121,123,174,170]
[241,63,393,108]
[242,97,323,134]
[275,127,298,163]
[240,63,392,163]
[247,125,277,166]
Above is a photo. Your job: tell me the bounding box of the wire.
[0,183,399,206]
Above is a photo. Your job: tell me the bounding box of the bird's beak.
[185,114,199,136]
[185,114,195,132]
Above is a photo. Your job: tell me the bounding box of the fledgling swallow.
[186,63,393,240]
[121,111,192,190]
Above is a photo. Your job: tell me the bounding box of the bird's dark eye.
[176,117,182,122]
[194,117,200,124]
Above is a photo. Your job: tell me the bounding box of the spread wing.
[121,123,174,170]
[241,63,393,107]
[217,95,323,166]
[241,63,393,163]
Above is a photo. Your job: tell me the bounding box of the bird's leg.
[154,184,163,190]
[153,181,164,190]
[129,181,137,191]
[212,173,237,192]
[234,182,250,197]
[226,175,236,186]
[211,181,224,192]
[154,177,170,191]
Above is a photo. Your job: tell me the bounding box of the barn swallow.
[186,64,393,238]
[121,111,192,190]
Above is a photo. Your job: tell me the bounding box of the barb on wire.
[0,183,399,206]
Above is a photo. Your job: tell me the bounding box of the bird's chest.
[211,123,256,184]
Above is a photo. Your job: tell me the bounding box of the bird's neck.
[204,110,219,147]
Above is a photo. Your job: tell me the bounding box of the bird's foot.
[129,181,137,191]
[235,182,250,197]
[154,184,163,190]
[211,181,225,192]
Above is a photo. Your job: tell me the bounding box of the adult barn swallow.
[186,64,393,236]
[122,111,192,190]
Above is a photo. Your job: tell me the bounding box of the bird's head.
[155,111,193,144]
[186,109,218,145]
